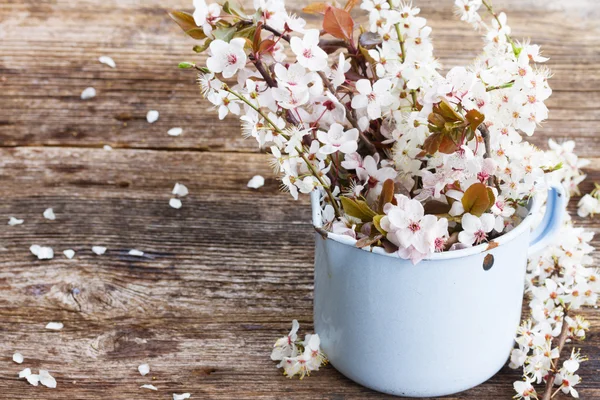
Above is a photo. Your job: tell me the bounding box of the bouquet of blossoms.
[171,0,557,264]
[171,0,598,397]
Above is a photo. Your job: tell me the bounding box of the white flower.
[577,194,599,218]
[193,0,221,36]
[81,87,96,100]
[271,320,300,362]
[92,246,107,255]
[43,208,56,220]
[247,175,265,189]
[172,183,189,197]
[138,363,150,376]
[454,0,482,26]
[301,334,327,371]
[168,127,183,136]
[317,123,359,154]
[98,56,116,68]
[458,213,495,245]
[290,29,328,72]
[140,384,158,391]
[207,38,247,78]
[555,371,581,398]
[146,110,159,123]
[8,217,24,226]
[380,195,449,263]
[173,393,191,400]
[207,90,241,120]
[351,79,394,120]
[330,53,349,88]
[513,379,537,400]
[129,249,144,257]
[45,322,64,330]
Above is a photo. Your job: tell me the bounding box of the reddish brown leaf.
[461,183,492,216]
[465,109,485,131]
[356,234,383,248]
[438,135,459,154]
[423,200,452,215]
[378,179,395,213]
[423,132,443,155]
[323,6,354,41]
[258,39,276,55]
[168,11,207,40]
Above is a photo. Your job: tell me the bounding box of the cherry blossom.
[317,124,359,155]
[351,79,395,120]
[206,38,247,78]
[458,213,495,246]
[290,29,328,72]
[193,0,221,37]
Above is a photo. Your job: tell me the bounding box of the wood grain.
[0,0,599,399]
[1,0,600,154]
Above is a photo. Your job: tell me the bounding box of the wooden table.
[1,1,599,398]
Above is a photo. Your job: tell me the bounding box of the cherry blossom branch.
[248,53,301,126]
[224,86,342,217]
[386,0,418,109]
[481,0,518,55]
[477,124,492,159]
[541,311,571,400]
[249,54,277,88]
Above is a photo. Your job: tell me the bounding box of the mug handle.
[527,183,567,257]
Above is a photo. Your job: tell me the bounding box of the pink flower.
[458,213,495,245]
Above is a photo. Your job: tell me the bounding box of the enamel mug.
[311,184,566,397]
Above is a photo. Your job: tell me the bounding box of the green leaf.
[213,26,237,42]
[222,1,247,17]
[178,62,195,69]
[234,24,256,40]
[340,197,377,222]
[436,99,464,123]
[461,183,492,216]
[169,11,207,40]
[193,39,213,53]
[372,215,387,235]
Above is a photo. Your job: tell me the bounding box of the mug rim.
[310,190,540,261]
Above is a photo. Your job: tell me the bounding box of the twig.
[263,24,290,42]
[541,311,571,400]
[249,54,277,88]
[486,81,514,92]
[477,124,492,159]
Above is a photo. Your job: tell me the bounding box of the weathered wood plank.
[0,148,599,399]
[1,0,599,152]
